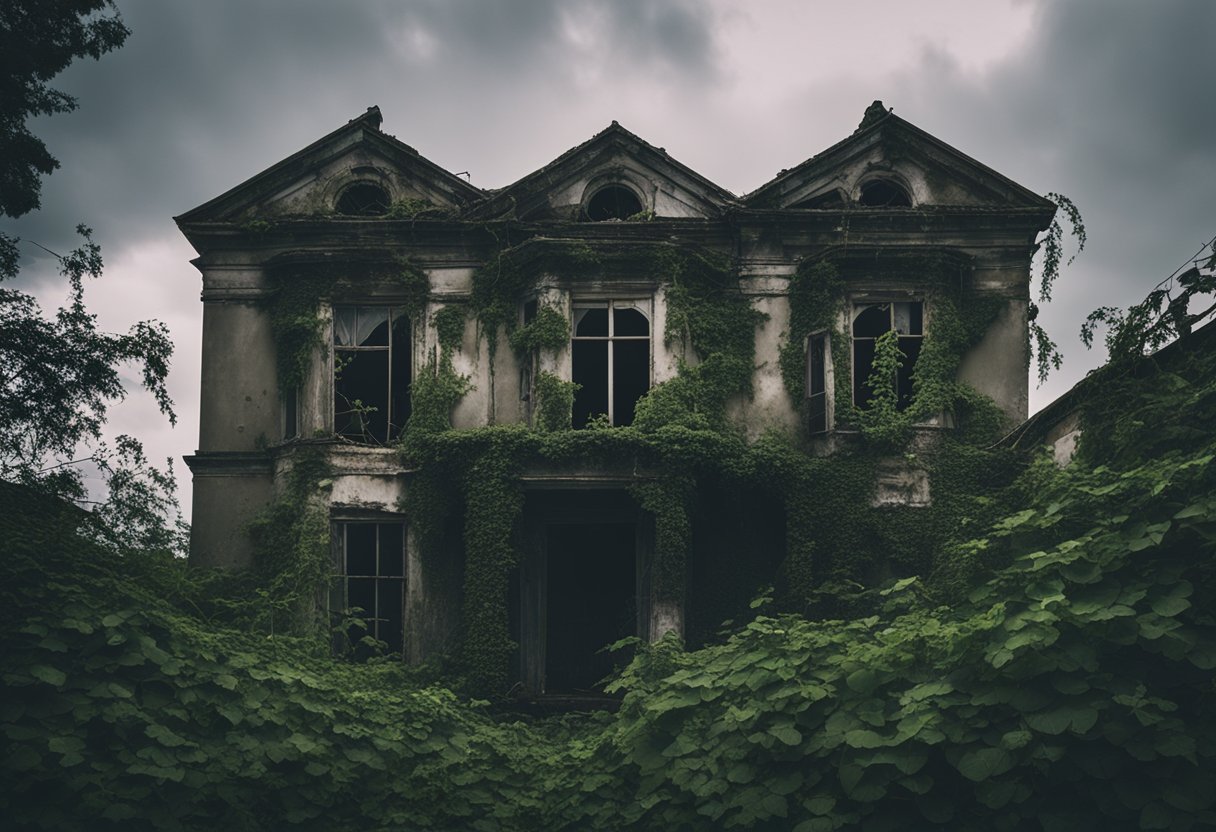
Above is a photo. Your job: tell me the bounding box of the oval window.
[336,183,390,216]
[585,185,643,221]
[858,179,912,207]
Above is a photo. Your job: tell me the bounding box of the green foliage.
[266,257,430,395]
[0,226,175,501]
[7,322,1216,828]
[855,330,910,447]
[1030,193,1087,384]
[623,245,767,432]
[405,354,472,438]
[266,269,338,392]
[509,305,569,354]
[431,303,467,354]
[780,254,1007,446]
[459,438,525,693]
[1036,193,1087,305]
[533,370,578,432]
[1081,238,1215,363]
[472,238,599,352]
[629,477,694,602]
[0,1,130,217]
[779,259,847,403]
[245,446,333,638]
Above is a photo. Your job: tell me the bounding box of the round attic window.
[858,179,912,208]
[585,185,644,221]
[336,182,390,216]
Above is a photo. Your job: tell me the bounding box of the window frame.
[850,299,925,411]
[806,331,832,434]
[331,303,412,444]
[333,520,406,657]
[570,298,652,427]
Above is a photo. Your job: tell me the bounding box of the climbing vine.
[629,476,695,603]
[265,256,431,395]
[779,254,1006,445]
[7,323,1214,827]
[245,445,333,639]
[509,305,569,354]
[532,371,578,432]
[1029,192,1087,384]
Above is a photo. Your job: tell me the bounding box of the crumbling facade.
[178,102,1054,694]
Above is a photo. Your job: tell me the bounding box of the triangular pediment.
[744,102,1054,212]
[176,107,484,224]
[468,122,737,222]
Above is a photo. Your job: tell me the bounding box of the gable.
[468,122,737,222]
[176,107,484,223]
[744,102,1055,212]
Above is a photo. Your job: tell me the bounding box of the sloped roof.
[466,121,738,220]
[743,101,1055,210]
[175,106,484,224]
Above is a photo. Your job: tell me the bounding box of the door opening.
[544,522,636,693]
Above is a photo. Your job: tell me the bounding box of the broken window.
[336,182,390,216]
[858,179,912,207]
[852,301,923,409]
[571,300,650,428]
[807,332,831,434]
[333,305,411,443]
[335,522,405,656]
[585,185,643,221]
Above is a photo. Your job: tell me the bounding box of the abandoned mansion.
[177,102,1056,695]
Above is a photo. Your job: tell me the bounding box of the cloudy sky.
[4,0,1213,521]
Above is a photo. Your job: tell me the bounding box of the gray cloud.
[882,0,1216,405]
[4,0,1210,518]
[1,0,721,264]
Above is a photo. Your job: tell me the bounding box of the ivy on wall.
[5,323,1215,828]
[257,232,1029,698]
[265,256,431,394]
[778,254,1006,446]
[245,445,333,639]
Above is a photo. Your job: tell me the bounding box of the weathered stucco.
[178,103,1055,677]
[198,301,282,452]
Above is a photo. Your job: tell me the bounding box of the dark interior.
[545,522,636,693]
[859,179,912,207]
[336,182,390,216]
[585,185,643,221]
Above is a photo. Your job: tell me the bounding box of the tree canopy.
[0,0,178,546]
[0,0,129,217]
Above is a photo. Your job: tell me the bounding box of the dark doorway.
[545,522,636,693]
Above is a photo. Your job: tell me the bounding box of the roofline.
[470,121,738,217]
[1002,314,1216,450]
[175,106,484,224]
[742,108,1055,210]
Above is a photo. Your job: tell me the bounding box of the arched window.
[336,182,390,216]
[852,301,923,409]
[571,300,650,427]
[585,185,644,221]
[858,179,912,208]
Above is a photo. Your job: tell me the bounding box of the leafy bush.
[4,305,1216,830]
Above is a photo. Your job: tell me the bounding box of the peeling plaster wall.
[198,300,281,451]
[732,284,801,438]
[958,297,1030,422]
[189,472,273,568]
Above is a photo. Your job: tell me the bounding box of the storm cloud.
[2,0,1211,517]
